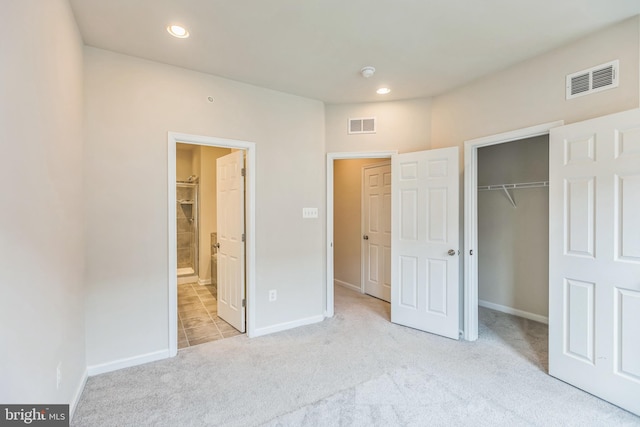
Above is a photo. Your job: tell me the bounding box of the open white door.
[549,108,640,415]
[363,163,392,302]
[217,150,246,333]
[391,147,459,339]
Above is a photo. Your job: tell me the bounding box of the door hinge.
[242,233,246,242]
[242,299,246,308]
[241,168,246,177]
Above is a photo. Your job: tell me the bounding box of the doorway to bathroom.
[168,132,256,356]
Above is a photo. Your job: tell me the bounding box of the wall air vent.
[566,60,619,100]
[348,117,376,134]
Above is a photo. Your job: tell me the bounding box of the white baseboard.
[87,349,170,377]
[479,299,548,324]
[177,275,198,285]
[70,369,88,420]
[198,278,212,286]
[334,279,361,293]
[252,315,324,337]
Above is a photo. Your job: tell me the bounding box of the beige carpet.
[72,286,639,426]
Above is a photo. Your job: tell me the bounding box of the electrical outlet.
[269,289,277,302]
[56,362,62,390]
[302,207,318,219]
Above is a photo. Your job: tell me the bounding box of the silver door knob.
[214,243,220,249]
[448,249,455,256]
[363,235,369,240]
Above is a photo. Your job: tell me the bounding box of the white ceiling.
[69,0,640,104]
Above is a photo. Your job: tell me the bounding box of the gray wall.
[0,0,87,408]
[477,136,549,318]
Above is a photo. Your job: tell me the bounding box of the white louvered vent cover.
[566,60,619,99]
[348,117,376,134]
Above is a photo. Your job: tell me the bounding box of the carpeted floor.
[72,286,640,426]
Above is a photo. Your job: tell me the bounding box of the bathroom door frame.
[168,132,256,357]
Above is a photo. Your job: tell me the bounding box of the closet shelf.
[477,181,548,208]
[477,181,549,191]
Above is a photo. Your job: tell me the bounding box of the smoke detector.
[360,66,376,78]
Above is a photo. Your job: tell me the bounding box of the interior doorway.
[168,132,256,357]
[463,121,563,341]
[174,144,244,349]
[333,158,391,303]
[326,152,395,318]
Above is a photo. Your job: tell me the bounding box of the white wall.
[83,48,326,367]
[477,136,549,318]
[431,16,640,149]
[325,98,432,153]
[0,0,86,408]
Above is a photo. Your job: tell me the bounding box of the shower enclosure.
[176,181,199,279]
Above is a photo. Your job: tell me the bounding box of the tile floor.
[177,282,242,349]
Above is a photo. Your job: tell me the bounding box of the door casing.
[168,132,256,356]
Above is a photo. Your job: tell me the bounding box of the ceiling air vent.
[348,117,376,134]
[566,60,619,100]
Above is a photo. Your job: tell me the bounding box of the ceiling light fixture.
[167,24,189,38]
[360,66,376,78]
[376,87,391,95]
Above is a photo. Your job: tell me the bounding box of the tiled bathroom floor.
[177,282,242,349]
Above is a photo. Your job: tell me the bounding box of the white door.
[549,108,640,415]
[391,147,460,339]
[217,150,246,333]
[363,163,392,302]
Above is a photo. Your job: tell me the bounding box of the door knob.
[448,249,456,256]
[214,243,220,249]
[363,235,369,240]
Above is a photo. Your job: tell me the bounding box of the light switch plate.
[302,207,318,218]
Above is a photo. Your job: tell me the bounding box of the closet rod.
[477,181,549,191]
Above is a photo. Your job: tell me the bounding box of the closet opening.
[476,136,550,328]
[463,121,562,342]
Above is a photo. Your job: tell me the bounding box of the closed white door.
[363,163,392,302]
[217,150,246,333]
[391,147,460,339]
[549,108,640,415]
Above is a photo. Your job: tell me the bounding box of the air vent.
[566,60,619,99]
[348,117,376,134]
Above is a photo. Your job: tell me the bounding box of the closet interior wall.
[477,135,550,321]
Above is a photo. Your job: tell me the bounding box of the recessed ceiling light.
[167,25,189,38]
[376,87,391,95]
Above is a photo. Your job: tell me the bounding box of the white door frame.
[168,132,257,356]
[326,151,396,317]
[463,121,563,341]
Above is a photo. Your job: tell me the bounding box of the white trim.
[463,121,562,341]
[334,279,362,293]
[169,132,257,357]
[326,151,397,318]
[87,349,170,376]
[479,299,549,325]
[69,369,88,420]
[197,278,212,286]
[177,275,198,285]
[253,315,325,337]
